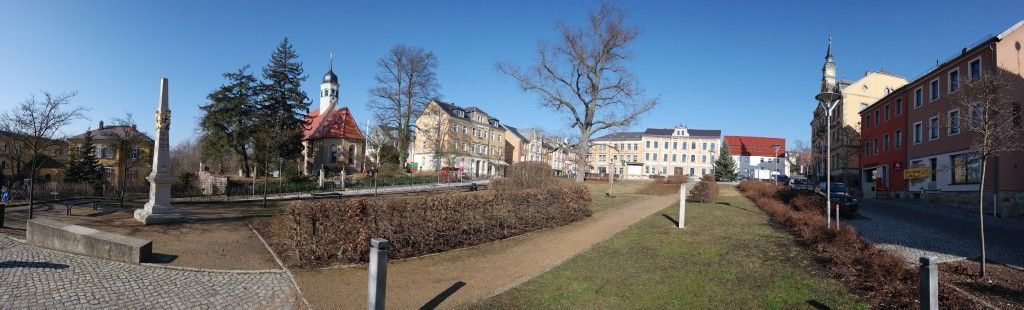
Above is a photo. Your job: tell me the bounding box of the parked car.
[789,177,813,190]
[815,182,858,218]
[816,182,850,196]
[773,174,790,185]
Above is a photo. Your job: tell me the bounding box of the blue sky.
[1,1,1021,149]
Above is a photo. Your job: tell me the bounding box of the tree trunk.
[574,129,591,182]
[27,173,34,219]
[978,157,988,277]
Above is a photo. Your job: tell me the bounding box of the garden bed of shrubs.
[737,180,981,308]
[253,161,593,267]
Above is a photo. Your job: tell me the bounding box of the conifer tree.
[259,38,309,163]
[714,143,737,181]
[63,130,103,193]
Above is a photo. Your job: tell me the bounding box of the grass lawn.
[477,185,866,309]
[584,181,645,214]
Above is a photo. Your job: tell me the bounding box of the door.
[862,168,876,198]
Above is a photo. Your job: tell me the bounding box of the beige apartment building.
[411,100,507,177]
[810,39,908,185]
[590,126,721,179]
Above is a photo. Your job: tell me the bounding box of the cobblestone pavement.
[0,236,299,309]
[845,198,1024,267]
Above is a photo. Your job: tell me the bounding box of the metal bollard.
[678,184,686,229]
[368,238,389,310]
[919,256,938,310]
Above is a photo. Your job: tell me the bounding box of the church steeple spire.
[821,34,837,93]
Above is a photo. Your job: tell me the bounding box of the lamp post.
[771,143,782,178]
[816,90,842,229]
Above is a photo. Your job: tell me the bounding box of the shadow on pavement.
[0,260,70,270]
[420,281,466,310]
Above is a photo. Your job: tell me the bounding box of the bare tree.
[0,91,87,218]
[365,124,396,170]
[497,3,657,182]
[368,45,440,168]
[108,113,152,208]
[949,70,1024,277]
[789,139,812,175]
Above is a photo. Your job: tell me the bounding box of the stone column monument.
[135,78,185,224]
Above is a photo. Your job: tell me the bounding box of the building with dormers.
[589,126,721,179]
[301,58,365,175]
[411,99,507,177]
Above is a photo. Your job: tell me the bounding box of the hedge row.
[737,180,978,308]
[255,182,592,267]
[688,174,719,203]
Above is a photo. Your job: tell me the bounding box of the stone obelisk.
[135,78,185,224]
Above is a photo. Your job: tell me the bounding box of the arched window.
[330,144,338,163]
[348,145,355,165]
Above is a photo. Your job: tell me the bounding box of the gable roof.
[503,125,528,141]
[303,107,364,141]
[592,131,643,141]
[68,125,153,142]
[724,135,786,157]
[643,128,722,138]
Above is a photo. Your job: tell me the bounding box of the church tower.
[320,52,340,114]
[820,36,837,93]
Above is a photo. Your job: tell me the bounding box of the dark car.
[816,182,849,196]
[816,182,858,218]
[774,175,790,185]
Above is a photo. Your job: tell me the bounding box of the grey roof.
[643,128,721,138]
[68,126,153,142]
[592,132,643,141]
[322,69,338,85]
[503,125,528,141]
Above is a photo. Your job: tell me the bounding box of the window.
[702,155,707,163]
[883,105,890,120]
[913,122,923,144]
[971,105,984,127]
[653,141,658,148]
[689,168,695,176]
[948,69,960,93]
[914,87,924,108]
[645,141,650,148]
[129,146,140,160]
[664,141,669,149]
[895,130,903,148]
[672,154,677,162]
[873,138,879,155]
[895,98,903,115]
[930,79,940,101]
[864,141,871,156]
[883,134,889,152]
[874,110,879,125]
[969,57,982,80]
[710,143,715,150]
[663,154,668,161]
[691,142,695,149]
[645,153,649,160]
[948,109,960,135]
[950,153,981,184]
[702,143,707,150]
[330,144,338,162]
[673,142,677,149]
[929,116,940,140]
[865,115,871,129]
[690,155,695,162]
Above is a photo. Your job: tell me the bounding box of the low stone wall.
[916,190,1024,217]
[26,219,152,264]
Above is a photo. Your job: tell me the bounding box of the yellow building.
[412,100,507,177]
[67,122,153,188]
[810,40,907,185]
[0,131,67,185]
[589,127,720,179]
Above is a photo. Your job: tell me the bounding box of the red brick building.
[859,87,909,198]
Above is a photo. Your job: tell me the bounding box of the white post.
[826,108,832,229]
[368,238,388,310]
[678,184,686,229]
[919,256,939,310]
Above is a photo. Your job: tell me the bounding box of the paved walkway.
[0,235,299,309]
[845,198,1024,267]
[292,193,680,309]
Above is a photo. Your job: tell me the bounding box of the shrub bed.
[688,174,719,203]
[736,180,979,308]
[254,182,592,267]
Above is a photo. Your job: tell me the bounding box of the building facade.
[589,127,721,179]
[411,100,507,177]
[859,85,909,199]
[723,136,788,180]
[902,20,1024,216]
[67,122,153,188]
[301,61,365,175]
[810,39,908,187]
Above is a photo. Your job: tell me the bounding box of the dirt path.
[292,194,679,309]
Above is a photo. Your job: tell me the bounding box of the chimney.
[99,121,105,129]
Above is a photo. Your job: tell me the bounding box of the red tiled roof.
[302,107,364,141]
[724,136,786,157]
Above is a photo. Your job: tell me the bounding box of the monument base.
[133,208,186,225]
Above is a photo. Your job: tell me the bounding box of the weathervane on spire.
[329,51,334,70]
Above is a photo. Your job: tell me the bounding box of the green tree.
[199,65,260,177]
[714,143,737,181]
[63,130,103,192]
[258,37,309,164]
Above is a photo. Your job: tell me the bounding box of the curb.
[250,222,313,310]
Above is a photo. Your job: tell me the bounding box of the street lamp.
[816,90,843,230]
[771,143,782,177]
